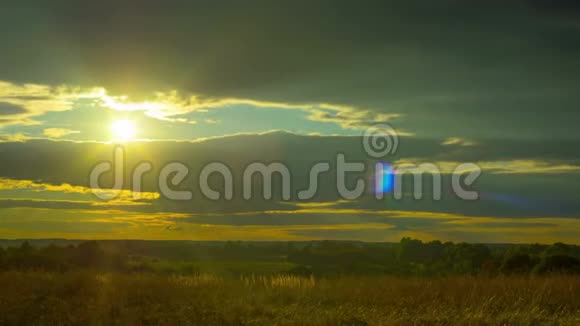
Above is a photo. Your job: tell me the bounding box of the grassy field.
[0,272,577,325]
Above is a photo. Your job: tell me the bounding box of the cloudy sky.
[0,1,579,243]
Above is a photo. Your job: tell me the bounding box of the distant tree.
[528,243,548,256]
[500,253,534,274]
[398,238,428,263]
[71,241,104,268]
[424,240,444,261]
[544,243,571,256]
[443,242,492,274]
[533,255,580,275]
[19,241,33,253]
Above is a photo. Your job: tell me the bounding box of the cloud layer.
[1,1,579,139]
[0,1,579,241]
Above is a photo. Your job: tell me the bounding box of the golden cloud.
[42,128,80,138]
[0,178,159,205]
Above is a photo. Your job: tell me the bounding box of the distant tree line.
[0,239,579,276]
[287,238,580,276]
[0,241,125,272]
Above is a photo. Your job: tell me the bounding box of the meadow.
[1,239,579,325]
[0,271,578,325]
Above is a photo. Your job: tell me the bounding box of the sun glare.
[110,119,136,141]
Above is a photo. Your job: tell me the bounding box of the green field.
[0,272,578,325]
[0,240,579,324]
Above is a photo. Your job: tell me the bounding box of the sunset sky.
[0,1,579,243]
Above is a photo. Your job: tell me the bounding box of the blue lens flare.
[375,162,395,194]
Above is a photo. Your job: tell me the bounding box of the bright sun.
[110,119,136,141]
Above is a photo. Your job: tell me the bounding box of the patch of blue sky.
[4,102,358,141]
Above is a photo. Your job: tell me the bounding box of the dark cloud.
[0,199,96,210]
[0,103,26,116]
[0,134,579,218]
[0,1,579,139]
[179,213,394,226]
[0,198,154,212]
[528,0,580,17]
[1,1,579,241]
[1,133,579,184]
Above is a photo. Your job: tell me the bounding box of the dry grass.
[0,271,578,325]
